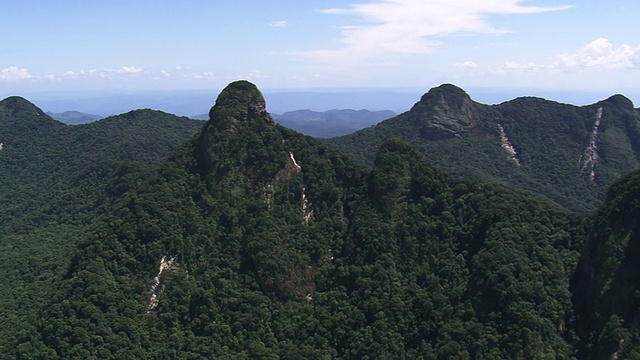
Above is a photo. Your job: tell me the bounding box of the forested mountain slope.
[326,84,640,211]
[0,96,203,356]
[14,81,594,358]
[3,82,640,358]
[571,169,640,359]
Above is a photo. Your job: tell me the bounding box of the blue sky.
[1,0,640,103]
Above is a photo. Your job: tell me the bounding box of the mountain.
[326,84,640,211]
[46,110,102,124]
[0,96,204,356]
[10,80,597,358]
[272,109,395,137]
[4,82,640,358]
[571,169,640,358]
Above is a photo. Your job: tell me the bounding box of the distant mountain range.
[45,110,102,124]
[51,108,393,137]
[271,109,395,138]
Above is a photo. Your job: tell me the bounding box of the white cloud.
[501,60,539,71]
[245,71,270,80]
[0,66,33,81]
[553,38,640,70]
[269,20,288,28]
[456,61,479,68]
[193,71,214,80]
[302,0,570,66]
[103,66,143,74]
[502,38,640,73]
[120,66,143,73]
[60,69,98,79]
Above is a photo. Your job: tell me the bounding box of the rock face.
[207,80,271,131]
[409,84,478,140]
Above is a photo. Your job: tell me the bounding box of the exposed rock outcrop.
[498,124,520,165]
[147,255,178,311]
[581,107,603,182]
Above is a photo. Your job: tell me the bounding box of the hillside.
[12,81,595,358]
[0,97,204,356]
[2,83,640,358]
[326,84,640,211]
[571,169,640,359]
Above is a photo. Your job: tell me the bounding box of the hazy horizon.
[6,85,637,119]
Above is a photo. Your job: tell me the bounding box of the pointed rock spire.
[207,80,272,130]
[408,83,478,139]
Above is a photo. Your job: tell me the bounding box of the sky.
[1,0,640,108]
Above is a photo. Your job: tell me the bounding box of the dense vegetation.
[571,169,640,359]
[0,97,203,357]
[2,82,640,358]
[326,84,640,212]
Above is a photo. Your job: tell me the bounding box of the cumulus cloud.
[501,60,539,71]
[193,71,215,80]
[553,38,640,69]
[60,69,98,79]
[244,71,270,80]
[456,61,479,68]
[0,66,33,81]
[269,20,288,28]
[302,0,570,66]
[502,38,640,72]
[102,66,143,75]
[120,66,143,73]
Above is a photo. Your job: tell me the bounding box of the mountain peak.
[420,83,469,102]
[408,83,478,139]
[602,94,634,110]
[207,80,270,127]
[0,96,47,117]
[196,81,283,183]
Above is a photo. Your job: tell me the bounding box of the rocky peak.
[207,80,272,130]
[408,83,478,140]
[416,83,471,107]
[196,81,288,185]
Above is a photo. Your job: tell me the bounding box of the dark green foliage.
[571,169,640,358]
[4,82,640,358]
[11,82,596,358]
[326,85,640,212]
[0,97,203,357]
